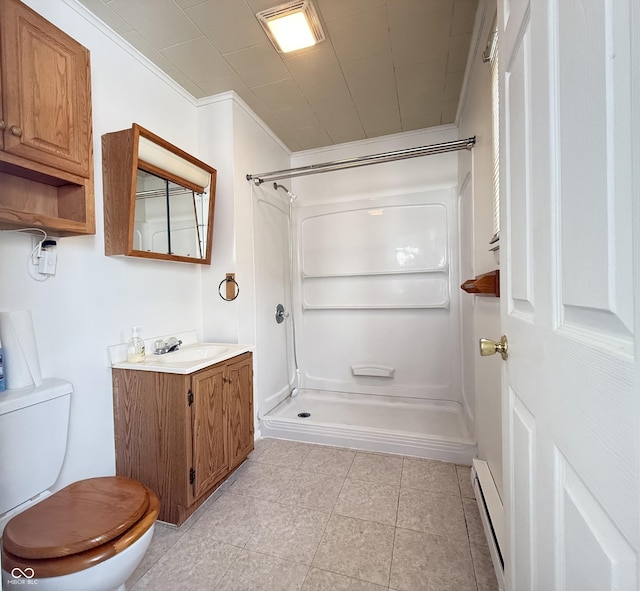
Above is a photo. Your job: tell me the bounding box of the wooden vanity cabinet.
[226,354,255,470]
[112,352,254,525]
[0,0,94,235]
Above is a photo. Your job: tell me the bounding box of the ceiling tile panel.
[224,43,291,87]
[304,78,354,114]
[341,52,396,101]
[396,58,447,98]
[360,112,402,139]
[444,70,465,99]
[401,111,442,132]
[326,5,391,63]
[245,0,297,14]
[174,0,209,8]
[259,115,302,151]
[447,33,472,73]
[109,0,201,49]
[77,0,133,34]
[316,106,366,144]
[275,104,322,129]
[251,78,309,112]
[398,90,442,122]
[79,0,481,150]
[284,44,344,92]
[341,54,401,136]
[198,74,255,99]
[441,100,459,123]
[292,125,333,150]
[343,54,397,107]
[121,30,178,71]
[316,0,386,23]
[451,0,478,35]
[390,22,450,66]
[186,0,266,55]
[166,69,207,98]
[386,0,452,30]
[162,37,233,82]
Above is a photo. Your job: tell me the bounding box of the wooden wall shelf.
[461,270,500,297]
[0,0,94,236]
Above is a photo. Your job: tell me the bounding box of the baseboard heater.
[471,459,506,590]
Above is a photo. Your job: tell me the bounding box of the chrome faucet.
[153,337,182,355]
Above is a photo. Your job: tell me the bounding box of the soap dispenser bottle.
[127,327,146,363]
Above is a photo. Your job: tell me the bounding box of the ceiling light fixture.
[256,0,325,54]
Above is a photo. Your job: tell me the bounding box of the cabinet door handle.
[9,125,23,137]
[0,120,6,130]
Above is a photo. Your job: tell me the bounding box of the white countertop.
[109,332,253,374]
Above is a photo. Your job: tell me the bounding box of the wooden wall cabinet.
[112,352,254,525]
[102,124,216,264]
[0,0,94,236]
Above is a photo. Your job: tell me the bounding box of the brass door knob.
[479,335,508,360]
[9,125,23,137]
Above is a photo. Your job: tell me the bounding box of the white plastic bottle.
[126,327,146,363]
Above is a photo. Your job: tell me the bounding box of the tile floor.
[128,438,499,591]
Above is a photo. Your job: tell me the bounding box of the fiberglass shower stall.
[251,135,476,463]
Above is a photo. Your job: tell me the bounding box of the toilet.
[0,379,159,591]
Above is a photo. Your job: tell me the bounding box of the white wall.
[0,1,287,492]
[0,0,205,488]
[291,126,459,204]
[457,0,503,496]
[199,94,291,423]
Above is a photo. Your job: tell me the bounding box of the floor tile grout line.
[129,523,192,589]
[306,464,349,569]
[134,441,494,591]
[210,543,247,591]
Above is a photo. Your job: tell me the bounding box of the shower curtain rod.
[246,136,475,185]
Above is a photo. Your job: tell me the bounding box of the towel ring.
[218,276,239,301]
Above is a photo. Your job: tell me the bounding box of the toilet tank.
[0,378,72,516]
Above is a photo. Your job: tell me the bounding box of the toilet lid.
[2,476,150,560]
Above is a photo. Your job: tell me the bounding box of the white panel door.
[499,0,639,589]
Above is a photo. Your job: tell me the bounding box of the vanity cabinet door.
[226,353,254,470]
[112,369,191,525]
[0,0,92,178]
[190,364,228,503]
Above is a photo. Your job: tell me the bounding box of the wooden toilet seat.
[1,476,159,578]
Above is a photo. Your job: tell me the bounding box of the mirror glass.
[133,169,210,259]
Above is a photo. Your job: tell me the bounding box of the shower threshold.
[260,389,476,464]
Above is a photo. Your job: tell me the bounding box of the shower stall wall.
[253,130,476,463]
[255,188,475,463]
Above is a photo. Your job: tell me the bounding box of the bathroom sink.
[154,345,228,363]
[110,333,253,375]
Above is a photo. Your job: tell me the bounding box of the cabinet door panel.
[1,0,92,177]
[227,355,254,470]
[112,370,190,525]
[190,364,228,503]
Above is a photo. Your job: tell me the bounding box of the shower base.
[260,389,476,464]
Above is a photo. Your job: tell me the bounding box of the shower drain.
[297,412,311,418]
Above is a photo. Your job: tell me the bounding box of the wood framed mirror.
[102,124,216,264]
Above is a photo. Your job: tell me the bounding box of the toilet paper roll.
[0,310,42,389]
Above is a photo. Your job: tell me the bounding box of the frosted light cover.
[138,136,210,190]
